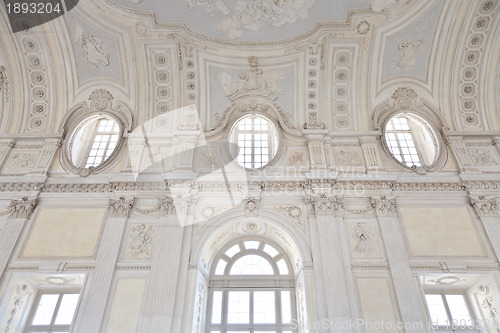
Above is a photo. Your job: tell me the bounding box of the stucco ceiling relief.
[15,27,50,133]
[66,15,123,84]
[455,0,497,130]
[382,0,442,83]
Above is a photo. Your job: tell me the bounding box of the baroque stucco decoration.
[187,0,315,39]
[59,89,133,177]
[0,197,38,219]
[373,87,448,174]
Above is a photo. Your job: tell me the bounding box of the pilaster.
[0,197,38,281]
[307,195,358,332]
[75,197,133,333]
[372,196,429,332]
[137,197,188,332]
[469,196,500,261]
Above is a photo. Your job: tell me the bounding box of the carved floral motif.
[469,149,499,166]
[89,89,113,111]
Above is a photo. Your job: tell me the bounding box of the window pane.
[227,291,250,324]
[54,294,79,325]
[32,294,59,325]
[281,291,292,324]
[425,294,449,325]
[445,295,472,323]
[254,291,276,324]
[263,245,279,258]
[277,259,289,275]
[215,260,227,275]
[225,244,240,258]
[230,255,274,275]
[211,291,223,324]
[244,241,260,250]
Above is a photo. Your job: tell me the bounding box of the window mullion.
[50,293,64,326]
[441,294,454,327]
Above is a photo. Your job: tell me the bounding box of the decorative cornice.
[305,195,343,216]
[108,197,134,218]
[0,197,38,219]
[469,196,500,217]
[0,180,499,194]
[371,196,397,217]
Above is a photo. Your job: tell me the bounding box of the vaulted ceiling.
[0,0,498,135]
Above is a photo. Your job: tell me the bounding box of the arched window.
[383,113,438,169]
[69,115,121,169]
[207,238,296,332]
[229,114,279,169]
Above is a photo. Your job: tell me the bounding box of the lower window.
[425,293,478,332]
[25,291,80,333]
[208,289,295,333]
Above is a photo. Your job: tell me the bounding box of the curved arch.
[373,87,448,173]
[191,206,312,274]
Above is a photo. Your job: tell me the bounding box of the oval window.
[384,113,438,168]
[69,116,121,169]
[229,114,279,169]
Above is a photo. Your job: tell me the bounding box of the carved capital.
[469,196,500,217]
[305,195,343,216]
[108,197,134,218]
[371,196,397,217]
[4,197,38,219]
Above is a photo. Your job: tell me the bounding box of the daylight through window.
[384,114,437,168]
[230,114,279,169]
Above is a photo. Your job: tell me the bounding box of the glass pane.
[227,291,250,324]
[244,241,260,250]
[230,255,274,275]
[445,295,472,323]
[281,291,292,323]
[263,245,279,258]
[225,244,240,258]
[277,259,289,275]
[425,294,449,325]
[54,294,79,325]
[254,291,276,324]
[211,291,223,324]
[215,260,227,275]
[32,294,59,325]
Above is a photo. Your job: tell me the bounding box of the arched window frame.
[228,113,281,170]
[207,237,297,333]
[383,113,439,168]
[374,90,448,174]
[59,90,132,177]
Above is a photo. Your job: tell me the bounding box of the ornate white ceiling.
[109,0,371,41]
[0,0,498,135]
